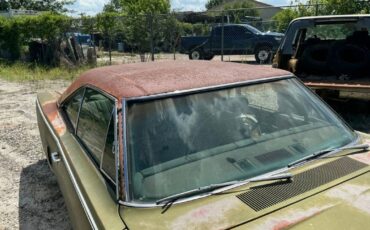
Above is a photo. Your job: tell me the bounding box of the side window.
[224,27,233,37]
[101,114,116,182]
[64,88,84,130]
[234,27,246,37]
[77,88,114,164]
[213,27,221,37]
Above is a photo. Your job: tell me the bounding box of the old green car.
[37,61,370,229]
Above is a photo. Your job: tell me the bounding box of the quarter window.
[77,88,114,164]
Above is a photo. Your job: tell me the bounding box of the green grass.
[0,62,92,82]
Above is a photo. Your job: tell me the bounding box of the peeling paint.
[253,205,335,230]
[325,184,370,215]
[350,152,370,165]
[171,198,240,230]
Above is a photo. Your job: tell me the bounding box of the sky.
[67,0,294,15]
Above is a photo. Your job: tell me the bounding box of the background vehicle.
[37,61,370,229]
[273,15,370,132]
[180,24,283,63]
[274,15,370,97]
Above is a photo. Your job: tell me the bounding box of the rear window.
[305,23,359,40]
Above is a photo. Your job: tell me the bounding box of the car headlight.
[274,37,282,42]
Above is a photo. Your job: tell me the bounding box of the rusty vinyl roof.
[60,61,291,103]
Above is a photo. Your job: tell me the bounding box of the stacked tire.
[300,41,370,77]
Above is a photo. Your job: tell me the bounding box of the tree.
[0,0,74,12]
[224,1,259,23]
[272,0,370,32]
[102,0,171,61]
[206,0,224,10]
[96,12,120,64]
[119,0,170,14]
[272,9,299,32]
[313,0,370,15]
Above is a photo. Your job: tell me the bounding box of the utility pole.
[221,11,225,62]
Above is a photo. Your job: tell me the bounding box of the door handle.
[51,152,61,163]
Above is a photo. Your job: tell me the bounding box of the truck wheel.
[189,50,203,60]
[255,46,272,64]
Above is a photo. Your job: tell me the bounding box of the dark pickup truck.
[180,24,284,63]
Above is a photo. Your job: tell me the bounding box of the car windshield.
[244,24,262,34]
[125,78,356,203]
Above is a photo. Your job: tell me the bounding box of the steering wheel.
[238,113,261,139]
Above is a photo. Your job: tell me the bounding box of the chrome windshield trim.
[125,75,294,102]
[36,99,98,230]
[117,165,294,208]
[120,75,293,204]
[114,101,120,201]
[119,74,358,207]
[122,99,130,201]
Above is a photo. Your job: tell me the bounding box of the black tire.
[329,42,370,76]
[300,43,331,74]
[255,46,272,64]
[189,49,203,60]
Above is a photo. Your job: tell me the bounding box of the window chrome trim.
[114,100,120,201]
[122,99,130,202]
[75,87,86,135]
[36,99,98,230]
[125,75,294,103]
[100,108,118,186]
[118,133,361,208]
[119,74,362,207]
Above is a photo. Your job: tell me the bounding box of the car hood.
[121,141,370,229]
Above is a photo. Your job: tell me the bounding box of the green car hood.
[121,138,370,230]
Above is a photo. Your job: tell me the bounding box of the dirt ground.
[0,79,72,230]
[0,76,368,230]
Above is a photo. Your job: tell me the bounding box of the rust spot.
[42,101,66,136]
[59,61,290,104]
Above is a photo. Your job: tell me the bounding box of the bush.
[0,12,71,62]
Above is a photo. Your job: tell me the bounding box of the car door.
[233,26,255,54]
[42,88,92,229]
[54,87,124,229]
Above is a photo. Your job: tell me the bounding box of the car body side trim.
[36,99,98,230]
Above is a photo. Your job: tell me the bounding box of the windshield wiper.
[156,172,293,210]
[288,144,369,168]
[156,180,238,206]
[249,173,293,182]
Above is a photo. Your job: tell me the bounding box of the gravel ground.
[0,79,72,230]
[0,77,368,230]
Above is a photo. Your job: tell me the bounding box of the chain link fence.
[2,2,370,66]
[70,8,282,66]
